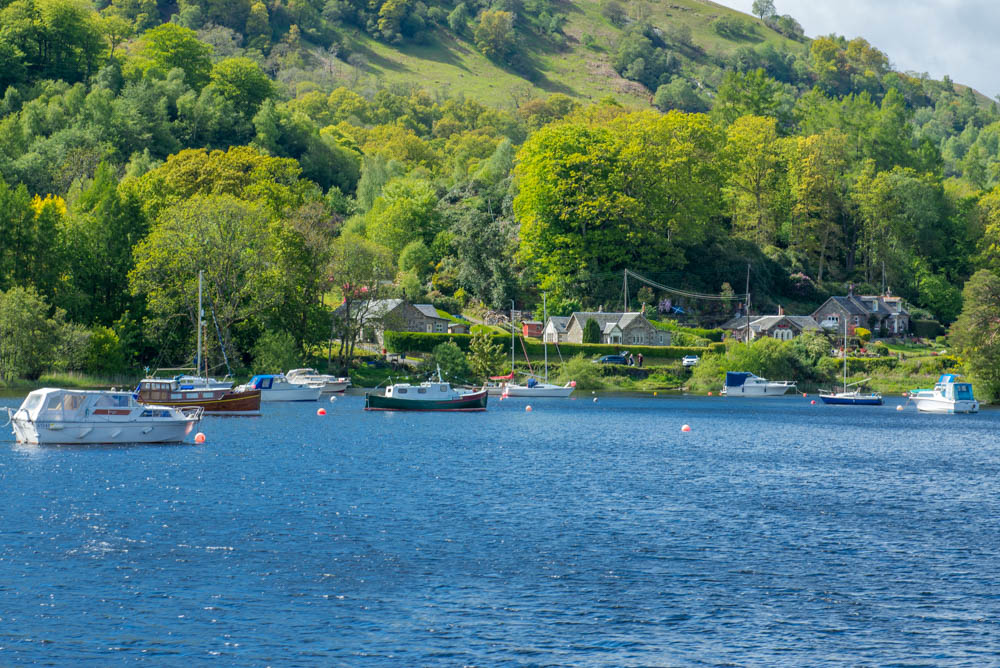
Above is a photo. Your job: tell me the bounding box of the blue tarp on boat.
[725,372,752,387]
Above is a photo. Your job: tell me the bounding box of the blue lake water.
[3,392,1000,665]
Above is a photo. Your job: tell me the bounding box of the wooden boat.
[135,271,261,415]
[136,376,261,415]
[365,369,487,411]
[7,388,202,445]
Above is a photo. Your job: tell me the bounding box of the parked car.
[593,354,628,365]
[682,355,700,367]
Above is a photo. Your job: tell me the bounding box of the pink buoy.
[569,381,577,388]
[810,400,816,405]
[317,408,326,416]
[525,405,532,412]
[194,432,206,444]
[681,424,691,432]
[802,392,807,398]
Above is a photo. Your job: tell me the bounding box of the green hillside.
[6,0,1000,397]
[334,0,806,106]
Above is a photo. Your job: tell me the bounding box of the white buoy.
[681,424,691,432]
[593,397,598,402]
[896,405,903,411]
[329,395,337,402]
[525,405,532,412]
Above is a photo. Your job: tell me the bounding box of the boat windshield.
[954,384,974,400]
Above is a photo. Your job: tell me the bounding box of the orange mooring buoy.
[194,432,206,444]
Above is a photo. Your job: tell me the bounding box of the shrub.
[554,354,604,389]
[912,319,944,338]
[582,318,602,343]
[252,330,301,373]
[425,340,471,382]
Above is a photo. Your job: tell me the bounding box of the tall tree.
[722,114,789,246]
[950,269,1000,401]
[327,233,396,372]
[786,130,848,281]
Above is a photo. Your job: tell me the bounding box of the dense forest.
[3,0,1000,381]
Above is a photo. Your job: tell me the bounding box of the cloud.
[719,0,1000,97]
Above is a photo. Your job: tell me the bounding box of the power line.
[624,269,748,302]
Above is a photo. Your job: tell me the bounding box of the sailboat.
[136,271,262,415]
[819,324,883,406]
[502,294,575,398]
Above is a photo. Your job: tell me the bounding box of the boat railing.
[179,406,205,421]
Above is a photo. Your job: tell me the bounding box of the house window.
[435,323,445,333]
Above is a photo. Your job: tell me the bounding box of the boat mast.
[197,270,203,379]
[543,292,548,383]
[843,318,848,392]
[510,299,515,376]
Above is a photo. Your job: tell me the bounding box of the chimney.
[778,304,784,316]
[848,283,854,297]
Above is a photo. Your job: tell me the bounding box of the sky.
[717,0,1000,98]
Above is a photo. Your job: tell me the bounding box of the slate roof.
[750,315,821,331]
[412,304,447,320]
[546,316,570,332]
[828,296,869,316]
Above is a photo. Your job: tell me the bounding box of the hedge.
[383,331,724,359]
[650,321,725,342]
[912,319,944,338]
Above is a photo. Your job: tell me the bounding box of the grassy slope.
[337,0,807,107]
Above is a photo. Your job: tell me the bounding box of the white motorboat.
[234,374,323,401]
[721,371,796,396]
[909,374,979,413]
[285,368,349,394]
[6,388,202,445]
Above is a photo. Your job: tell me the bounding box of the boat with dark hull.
[365,372,488,411]
[136,377,262,416]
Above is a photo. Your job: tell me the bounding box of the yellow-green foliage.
[554,354,604,390]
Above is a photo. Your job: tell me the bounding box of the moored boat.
[136,376,261,415]
[234,374,323,402]
[909,374,979,413]
[721,371,796,396]
[285,368,350,394]
[819,389,883,406]
[365,372,487,411]
[7,388,202,445]
[818,328,882,405]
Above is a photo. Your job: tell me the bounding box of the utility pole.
[623,269,628,312]
[744,263,751,346]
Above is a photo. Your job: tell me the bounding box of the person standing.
[637,353,643,367]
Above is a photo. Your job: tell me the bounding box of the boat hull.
[722,384,793,396]
[12,417,197,445]
[913,397,979,414]
[503,383,574,398]
[261,386,323,402]
[137,388,262,415]
[364,389,488,411]
[819,393,883,406]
